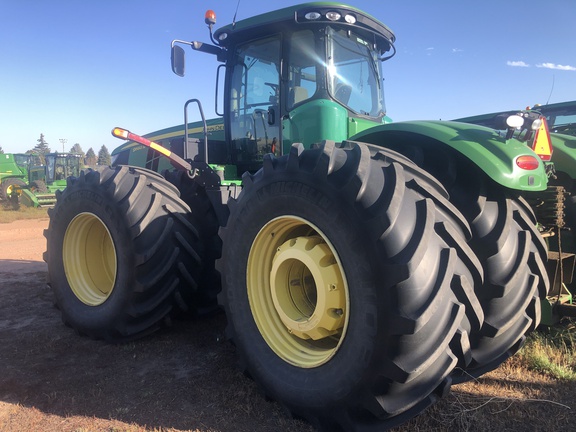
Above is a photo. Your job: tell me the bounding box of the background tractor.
[45,3,552,430]
[0,152,83,208]
[0,153,30,205]
[24,152,84,206]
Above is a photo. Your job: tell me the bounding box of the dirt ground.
[0,218,575,432]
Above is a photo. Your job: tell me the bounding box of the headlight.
[344,14,356,24]
[325,11,341,21]
[531,118,542,130]
[304,11,321,20]
[506,115,524,129]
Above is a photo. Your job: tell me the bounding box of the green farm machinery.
[0,153,30,205]
[25,152,83,206]
[45,3,558,430]
[456,101,576,326]
[0,152,82,208]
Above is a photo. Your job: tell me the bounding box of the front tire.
[44,165,205,341]
[218,141,482,429]
[30,180,48,194]
[1,177,26,201]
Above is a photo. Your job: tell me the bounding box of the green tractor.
[0,153,30,205]
[24,152,84,206]
[45,3,552,429]
[0,152,83,208]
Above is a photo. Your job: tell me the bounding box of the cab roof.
[213,2,395,54]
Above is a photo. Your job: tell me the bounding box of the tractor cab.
[171,3,395,171]
[46,153,82,182]
[29,153,83,184]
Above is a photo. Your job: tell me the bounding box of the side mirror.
[171,45,186,77]
[267,107,276,125]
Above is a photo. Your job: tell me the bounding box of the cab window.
[229,35,281,164]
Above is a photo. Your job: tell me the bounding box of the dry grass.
[518,323,576,380]
[392,323,576,431]
[394,344,576,432]
[0,202,48,223]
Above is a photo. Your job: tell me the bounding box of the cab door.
[228,35,281,168]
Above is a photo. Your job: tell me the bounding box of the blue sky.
[1,0,575,154]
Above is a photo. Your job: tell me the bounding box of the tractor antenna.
[232,0,241,28]
[545,74,555,105]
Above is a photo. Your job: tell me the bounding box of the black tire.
[374,141,549,381]
[450,175,547,380]
[218,141,483,429]
[1,177,26,201]
[30,179,48,193]
[44,165,205,341]
[162,169,222,315]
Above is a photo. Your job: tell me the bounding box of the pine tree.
[97,145,111,166]
[29,134,51,164]
[69,143,85,159]
[85,147,97,166]
[32,133,51,155]
[0,146,4,154]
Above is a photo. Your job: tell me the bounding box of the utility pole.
[59,138,67,153]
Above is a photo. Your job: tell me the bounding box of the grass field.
[0,203,48,223]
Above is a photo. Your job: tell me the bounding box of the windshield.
[14,154,29,167]
[544,109,576,136]
[327,27,385,117]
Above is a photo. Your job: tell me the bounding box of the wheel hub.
[270,236,345,340]
[247,216,349,368]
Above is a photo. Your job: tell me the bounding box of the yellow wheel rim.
[6,183,23,197]
[247,216,349,368]
[63,212,117,306]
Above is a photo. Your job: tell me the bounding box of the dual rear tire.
[45,166,207,341]
[359,139,549,381]
[218,141,483,429]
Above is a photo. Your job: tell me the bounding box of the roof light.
[218,32,228,41]
[325,11,341,21]
[304,11,321,20]
[516,155,540,170]
[344,14,356,24]
[205,10,216,26]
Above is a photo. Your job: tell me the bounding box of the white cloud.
[507,60,530,67]
[536,62,576,71]
[452,48,463,53]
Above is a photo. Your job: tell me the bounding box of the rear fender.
[352,120,548,191]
